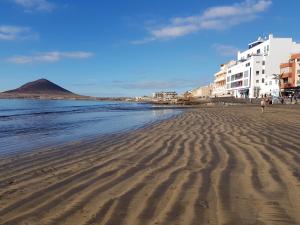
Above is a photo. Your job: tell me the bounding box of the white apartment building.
[226,34,300,98]
[212,61,236,97]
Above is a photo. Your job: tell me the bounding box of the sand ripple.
[0,105,300,225]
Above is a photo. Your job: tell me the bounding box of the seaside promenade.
[0,105,299,225]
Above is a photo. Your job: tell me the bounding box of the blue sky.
[0,0,300,97]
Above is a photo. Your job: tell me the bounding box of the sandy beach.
[0,105,299,225]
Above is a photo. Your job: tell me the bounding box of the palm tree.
[272,73,284,97]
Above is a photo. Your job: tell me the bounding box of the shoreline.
[0,93,132,102]
[0,105,299,225]
[0,103,185,158]
[0,109,183,159]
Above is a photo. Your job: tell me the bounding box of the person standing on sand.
[294,95,297,104]
[261,96,266,113]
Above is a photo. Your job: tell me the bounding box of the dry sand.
[0,105,300,225]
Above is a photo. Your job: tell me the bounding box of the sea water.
[0,99,181,156]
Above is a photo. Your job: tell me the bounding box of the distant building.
[280,53,300,96]
[152,91,178,101]
[190,84,213,98]
[212,61,236,97]
[226,34,300,98]
[135,96,152,102]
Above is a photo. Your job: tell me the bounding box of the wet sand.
[0,105,300,225]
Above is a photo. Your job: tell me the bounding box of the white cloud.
[6,51,94,64]
[213,44,240,57]
[14,0,55,12]
[133,0,272,44]
[0,25,38,41]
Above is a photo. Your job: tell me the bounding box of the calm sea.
[0,99,181,156]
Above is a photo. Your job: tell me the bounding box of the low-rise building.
[152,91,178,101]
[280,53,300,96]
[135,96,153,102]
[226,34,300,98]
[190,84,213,98]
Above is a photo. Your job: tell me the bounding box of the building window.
[246,62,250,67]
[244,70,249,78]
[297,69,300,75]
[257,49,261,54]
[262,70,265,74]
[269,81,272,85]
[230,81,243,88]
[262,61,265,65]
[227,77,230,82]
[228,70,231,73]
[256,71,260,75]
[235,72,243,80]
[267,45,269,51]
[297,59,300,62]
[256,80,259,83]
[244,79,249,86]
[262,78,265,83]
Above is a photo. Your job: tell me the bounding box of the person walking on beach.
[261,96,266,113]
[294,95,298,104]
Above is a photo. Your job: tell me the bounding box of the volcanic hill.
[3,79,76,96]
[0,78,129,101]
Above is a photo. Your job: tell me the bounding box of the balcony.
[280,62,293,69]
[214,71,225,77]
[281,72,293,79]
[214,77,226,83]
[281,83,294,89]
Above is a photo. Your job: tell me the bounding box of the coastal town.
[142,34,300,104]
[2,0,300,224]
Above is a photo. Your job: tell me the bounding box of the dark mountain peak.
[34,78,51,83]
[4,78,75,96]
